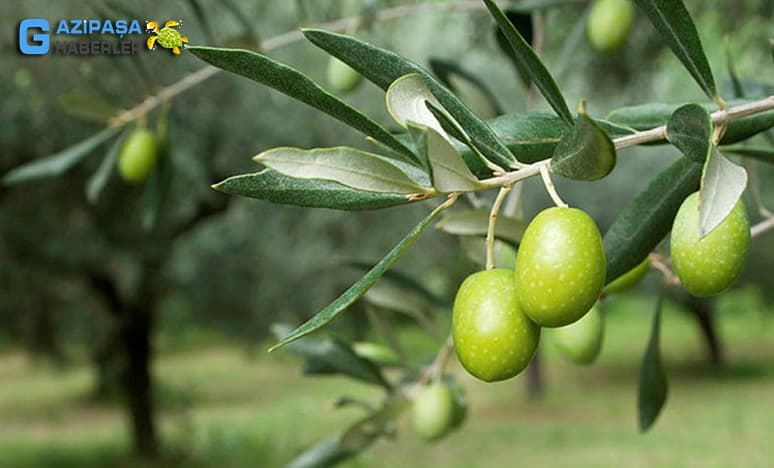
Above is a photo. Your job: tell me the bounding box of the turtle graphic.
[146,20,188,55]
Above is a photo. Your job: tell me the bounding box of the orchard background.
[1,0,774,467]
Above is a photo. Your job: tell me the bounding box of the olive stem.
[539,164,568,208]
[751,216,774,238]
[486,185,513,270]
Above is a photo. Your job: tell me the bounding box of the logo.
[19,18,49,55]
[17,17,188,56]
[146,20,188,55]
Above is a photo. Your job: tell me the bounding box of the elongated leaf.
[721,145,774,163]
[287,434,353,468]
[699,148,747,236]
[301,29,517,169]
[272,324,389,388]
[551,105,616,180]
[436,209,526,246]
[638,296,668,432]
[255,147,430,194]
[187,46,417,164]
[58,91,118,123]
[666,103,712,163]
[269,204,450,351]
[607,100,774,144]
[3,127,120,185]
[604,158,702,283]
[408,124,483,193]
[344,261,447,306]
[632,0,717,98]
[213,169,413,210]
[86,129,126,204]
[429,59,503,119]
[363,280,434,320]
[494,10,533,88]
[141,140,172,231]
[483,0,573,124]
[386,74,448,138]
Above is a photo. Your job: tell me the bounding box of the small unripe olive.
[411,381,457,441]
[352,342,400,367]
[670,192,750,297]
[118,128,159,183]
[515,207,606,328]
[452,269,540,382]
[327,57,362,94]
[550,305,604,365]
[587,0,635,54]
[604,258,650,294]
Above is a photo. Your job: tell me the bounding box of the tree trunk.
[686,297,723,366]
[525,350,545,399]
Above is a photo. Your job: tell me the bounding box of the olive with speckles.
[671,192,750,297]
[550,304,604,365]
[515,207,606,328]
[452,269,540,382]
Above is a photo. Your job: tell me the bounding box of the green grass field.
[1,289,773,468]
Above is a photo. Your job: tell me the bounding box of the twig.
[539,163,567,208]
[486,185,513,269]
[751,216,774,238]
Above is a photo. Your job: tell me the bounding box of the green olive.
[604,258,650,294]
[587,0,635,54]
[670,192,750,297]
[550,304,604,365]
[515,207,606,328]
[118,128,159,183]
[327,57,362,94]
[411,381,457,441]
[452,269,540,382]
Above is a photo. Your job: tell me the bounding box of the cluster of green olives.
[453,207,607,382]
[118,128,160,184]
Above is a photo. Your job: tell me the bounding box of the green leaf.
[638,296,668,432]
[58,91,118,123]
[187,46,417,164]
[632,0,717,98]
[301,28,517,169]
[666,103,712,163]
[720,145,774,163]
[287,434,353,468]
[482,0,573,124]
[494,10,533,88]
[551,104,616,180]
[429,59,503,119]
[269,204,450,351]
[386,74,449,138]
[407,123,483,193]
[607,100,774,144]
[3,127,120,186]
[271,324,390,388]
[344,261,447,306]
[254,147,430,194]
[436,209,526,246]
[698,148,748,237]
[363,280,434,321]
[213,169,414,210]
[603,158,702,283]
[85,129,126,204]
[141,140,172,231]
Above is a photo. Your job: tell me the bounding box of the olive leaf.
[271,324,390,388]
[85,128,127,204]
[494,9,533,88]
[407,123,483,193]
[3,127,120,186]
[666,103,712,163]
[720,145,774,164]
[58,91,119,123]
[429,59,503,119]
[632,0,717,98]
[301,28,517,169]
[436,209,526,246]
[386,74,449,139]
[187,46,417,164]
[482,0,573,125]
[269,203,450,351]
[638,295,668,432]
[604,158,701,283]
[698,147,748,237]
[550,103,616,180]
[213,169,415,211]
[254,147,431,195]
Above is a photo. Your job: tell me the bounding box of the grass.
[0,288,772,467]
